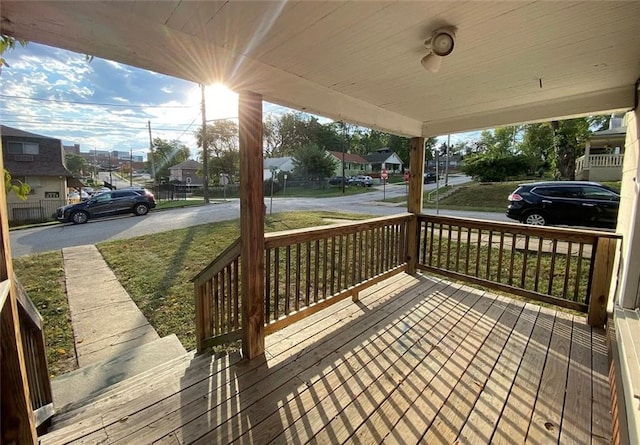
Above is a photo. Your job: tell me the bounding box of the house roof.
[169,159,202,170]
[264,156,293,170]
[326,151,369,164]
[2,2,638,137]
[590,127,627,138]
[362,152,402,164]
[1,125,57,140]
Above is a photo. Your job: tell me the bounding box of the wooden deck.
[40,273,612,444]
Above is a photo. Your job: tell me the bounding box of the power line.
[0,119,192,132]
[0,93,197,109]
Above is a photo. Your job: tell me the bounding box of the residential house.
[168,159,204,187]
[362,148,403,173]
[263,156,294,180]
[426,154,462,172]
[326,150,370,177]
[575,114,626,181]
[1,125,74,224]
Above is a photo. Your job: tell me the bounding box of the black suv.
[56,188,156,224]
[506,181,619,228]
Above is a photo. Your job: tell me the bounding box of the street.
[10,177,510,257]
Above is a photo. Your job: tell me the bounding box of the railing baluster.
[337,236,343,291]
[574,243,585,301]
[534,237,543,292]
[496,231,504,282]
[351,232,357,284]
[220,269,226,331]
[306,241,311,306]
[285,246,291,315]
[234,258,239,330]
[322,239,328,299]
[475,229,482,277]
[315,239,320,303]
[429,221,435,266]
[546,239,558,296]
[508,234,516,285]
[455,225,462,272]
[563,242,573,299]
[265,249,271,322]
[446,224,452,270]
[486,230,493,279]
[436,223,443,269]
[296,244,301,311]
[521,235,531,288]
[226,265,232,330]
[274,248,280,320]
[465,227,472,274]
[330,238,336,297]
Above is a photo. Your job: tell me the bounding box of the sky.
[0,42,473,161]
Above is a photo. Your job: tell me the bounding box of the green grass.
[13,252,76,377]
[275,185,373,198]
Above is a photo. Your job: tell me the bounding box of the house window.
[7,142,39,155]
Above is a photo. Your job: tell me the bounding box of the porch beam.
[238,90,265,359]
[406,137,425,274]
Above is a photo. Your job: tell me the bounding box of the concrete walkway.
[53,245,186,409]
[62,245,162,366]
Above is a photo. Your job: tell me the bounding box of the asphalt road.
[10,176,510,258]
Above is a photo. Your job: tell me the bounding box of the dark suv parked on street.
[506,181,619,228]
[56,188,156,224]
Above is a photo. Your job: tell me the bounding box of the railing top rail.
[14,274,43,329]
[265,213,412,248]
[418,214,622,242]
[0,278,10,310]
[192,238,241,286]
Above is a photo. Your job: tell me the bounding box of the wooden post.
[238,90,265,359]
[406,137,425,275]
[0,132,38,443]
[588,237,618,327]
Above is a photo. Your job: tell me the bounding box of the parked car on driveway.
[506,181,619,228]
[348,175,373,187]
[56,188,156,224]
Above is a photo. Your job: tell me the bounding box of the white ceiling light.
[421,27,456,73]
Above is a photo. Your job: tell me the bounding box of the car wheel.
[133,203,149,216]
[523,211,547,226]
[71,211,89,224]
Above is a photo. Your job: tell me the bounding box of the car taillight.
[508,193,523,201]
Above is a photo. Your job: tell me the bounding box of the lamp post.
[130,147,133,187]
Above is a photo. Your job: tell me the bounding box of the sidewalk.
[62,245,162,366]
[53,244,186,409]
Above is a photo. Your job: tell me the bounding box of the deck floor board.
[39,274,612,445]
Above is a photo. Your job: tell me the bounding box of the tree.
[150,137,191,181]
[292,144,337,179]
[65,153,87,176]
[195,120,239,180]
[550,118,591,180]
[520,123,554,174]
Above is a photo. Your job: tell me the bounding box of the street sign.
[381,169,388,180]
[403,172,409,181]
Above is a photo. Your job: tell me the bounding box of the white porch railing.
[576,153,625,171]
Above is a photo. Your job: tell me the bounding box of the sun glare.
[197,83,238,120]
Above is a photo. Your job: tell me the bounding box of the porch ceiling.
[2,1,639,136]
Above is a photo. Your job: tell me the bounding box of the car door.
[531,186,583,224]
[86,192,115,217]
[579,185,620,227]
[111,190,138,213]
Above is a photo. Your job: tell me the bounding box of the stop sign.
[381,169,388,180]
[403,172,410,181]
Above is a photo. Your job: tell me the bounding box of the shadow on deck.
[40,272,611,444]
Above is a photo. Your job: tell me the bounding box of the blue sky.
[1,42,472,160]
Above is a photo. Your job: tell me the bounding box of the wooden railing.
[263,214,410,334]
[1,276,54,430]
[192,239,241,352]
[416,215,619,317]
[193,214,411,352]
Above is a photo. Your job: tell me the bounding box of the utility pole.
[130,147,133,187]
[340,122,347,194]
[201,84,210,204]
[148,120,155,182]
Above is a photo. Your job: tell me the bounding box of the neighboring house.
[575,115,626,181]
[1,125,74,224]
[326,151,370,177]
[263,156,294,181]
[426,154,462,171]
[168,159,204,186]
[362,148,403,173]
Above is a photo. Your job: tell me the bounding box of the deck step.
[50,334,187,418]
